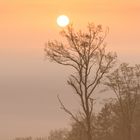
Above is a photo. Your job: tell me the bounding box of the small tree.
[14,137,32,140]
[45,24,116,140]
[67,120,87,140]
[95,103,113,140]
[133,95,140,140]
[106,63,140,140]
[48,129,68,140]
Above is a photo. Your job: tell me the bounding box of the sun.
[57,15,70,27]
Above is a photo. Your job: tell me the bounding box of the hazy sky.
[0,0,140,140]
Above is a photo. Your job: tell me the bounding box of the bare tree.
[48,129,68,140]
[95,103,113,140]
[45,24,116,140]
[14,137,32,140]
[106,63,140,140]
[14,137,47,140]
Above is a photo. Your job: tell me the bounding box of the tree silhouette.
[106,63,140,140]
[45,24,117,140]
[48,129,68,140]
[95,103,113,140]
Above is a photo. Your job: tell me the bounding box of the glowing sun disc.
[57,15,69,27]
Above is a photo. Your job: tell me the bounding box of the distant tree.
[14,137,32,140]
[45,24,117,140]
[132,95,140,140]
[35,137,47,140]
[14,137,47,140]
[66,119,88,140]
[95,103,113,140]
[48,129,68,140]
[106,63,140,140]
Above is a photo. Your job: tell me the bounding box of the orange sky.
[1,0,140,56]
[0,0,140,140]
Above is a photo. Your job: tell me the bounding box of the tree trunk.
[123,122,132,140]
[126,124,132,140]
[86,114,92,140]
